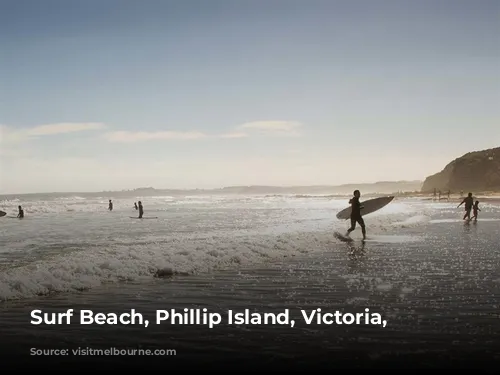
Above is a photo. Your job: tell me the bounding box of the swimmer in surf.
[17,205,24,218]
[346,190,366,240]
[457,192,474,221]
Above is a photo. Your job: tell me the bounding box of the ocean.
[1,193,499,369]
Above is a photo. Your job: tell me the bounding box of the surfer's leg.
[358,218,366,239]
[346,218,356,235]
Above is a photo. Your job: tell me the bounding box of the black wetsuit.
[347,197,366,236]
[138,205,143,218]
[18,209,24,218]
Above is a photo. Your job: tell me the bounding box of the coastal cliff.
[421,147,500,193]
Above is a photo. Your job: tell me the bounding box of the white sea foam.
[0,231,328,301]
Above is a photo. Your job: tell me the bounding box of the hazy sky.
[1,0,499,194]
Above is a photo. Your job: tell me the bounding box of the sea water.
[0,194,499,367]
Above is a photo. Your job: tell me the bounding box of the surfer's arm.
[457,200,464,207]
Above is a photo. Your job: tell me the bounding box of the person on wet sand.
[346,190,366,240]
[17,205,24,218]
[457,192,474,221]
[471,200,481,221]
[138,201,143,218]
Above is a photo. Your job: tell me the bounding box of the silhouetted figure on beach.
[346,190,366,240]
[134,202,138,210]
[471,200,481,221]
[17,205,24,218]
[447,190,450,200]
[108,200,113,211]
[457,192,474,221]
[138,201,143,218]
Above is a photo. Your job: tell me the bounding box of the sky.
[0,0,499,194]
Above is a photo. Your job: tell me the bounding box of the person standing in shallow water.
[471,200,481,221]
[138,201,143,218]
[17,205,24,218]
[108,200,113,211]
[457,192,474,221]
[346,190,366,240]
[134,202,138,210]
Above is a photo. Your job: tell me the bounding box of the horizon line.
[0,180,423,196]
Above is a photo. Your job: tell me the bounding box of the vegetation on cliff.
[421,147,500,192]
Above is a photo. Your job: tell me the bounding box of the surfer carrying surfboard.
[346,190,366,240]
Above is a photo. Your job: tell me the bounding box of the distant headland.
[422,147,500,193]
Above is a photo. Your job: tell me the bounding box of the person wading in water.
[457,192,474,221]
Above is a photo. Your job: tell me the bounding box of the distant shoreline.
[2,181,499,201]
[0,181,424,198]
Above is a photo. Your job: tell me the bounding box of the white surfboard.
[336,196,394,220]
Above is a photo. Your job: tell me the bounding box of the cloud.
[0,122,106,144]
[236,121,302,136]
[0,125,24,144]
[26,122,105,136]
[217,132,248,139]
[102,130,251,143]
[0,120,301,148]
[102,130,208,143]
[101,121,302,143]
